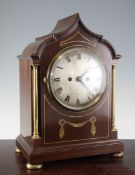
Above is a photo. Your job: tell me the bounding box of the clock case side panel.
[17,38,44,139]
[19,59,33,137]
[99,39,122,140]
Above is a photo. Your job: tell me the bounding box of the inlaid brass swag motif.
[58,117,96,139]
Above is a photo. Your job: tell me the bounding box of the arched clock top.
[18,13,121,64]
[101,39,122,62]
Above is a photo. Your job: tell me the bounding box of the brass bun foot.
[26,163,43,170]
[15,147,21,153]
[32,135,40,139]
[111,152,124,158]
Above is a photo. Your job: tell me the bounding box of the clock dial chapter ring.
[46,46,107,112]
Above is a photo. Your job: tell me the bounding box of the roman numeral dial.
[77,53,81,60]
[65,95,70,102]
[55,87,63,95]
[76,98,80,105]
[54,78,60,82]
[48,47,107,111]
[65,56,71,62]
[57,66,63,69]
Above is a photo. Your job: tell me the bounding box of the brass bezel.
[46,45,108,112]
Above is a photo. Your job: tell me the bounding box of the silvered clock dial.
[47,46,107,110]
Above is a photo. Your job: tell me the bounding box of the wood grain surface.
[0,140,135,175]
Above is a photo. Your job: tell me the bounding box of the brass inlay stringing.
[58,117,96,139]
[44,94,109,144]
[112,65,117,131]
[32,65,40,139]
[60,31,96,47]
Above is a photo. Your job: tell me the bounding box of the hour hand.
[76,66,91,83]
[76,75,90,92]
[76,76,82,82]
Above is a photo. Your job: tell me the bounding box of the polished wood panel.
[0,140,135,175]
[19,59,32,137]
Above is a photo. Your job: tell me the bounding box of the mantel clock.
[16,14,124,169]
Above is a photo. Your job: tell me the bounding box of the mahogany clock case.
[16,14,124,164]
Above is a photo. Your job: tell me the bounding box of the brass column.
[32,65,40,139]
[112,64,117,131]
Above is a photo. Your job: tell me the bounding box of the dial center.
[68,77,72,81]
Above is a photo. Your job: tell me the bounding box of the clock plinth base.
[26,163,43,170]
[16,135,124,165]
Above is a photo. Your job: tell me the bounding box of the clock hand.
[76,75,91,92]
[76,67,92,81]
[76,76,82,82]
[76,66,92,83]
[76,66,93,93]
